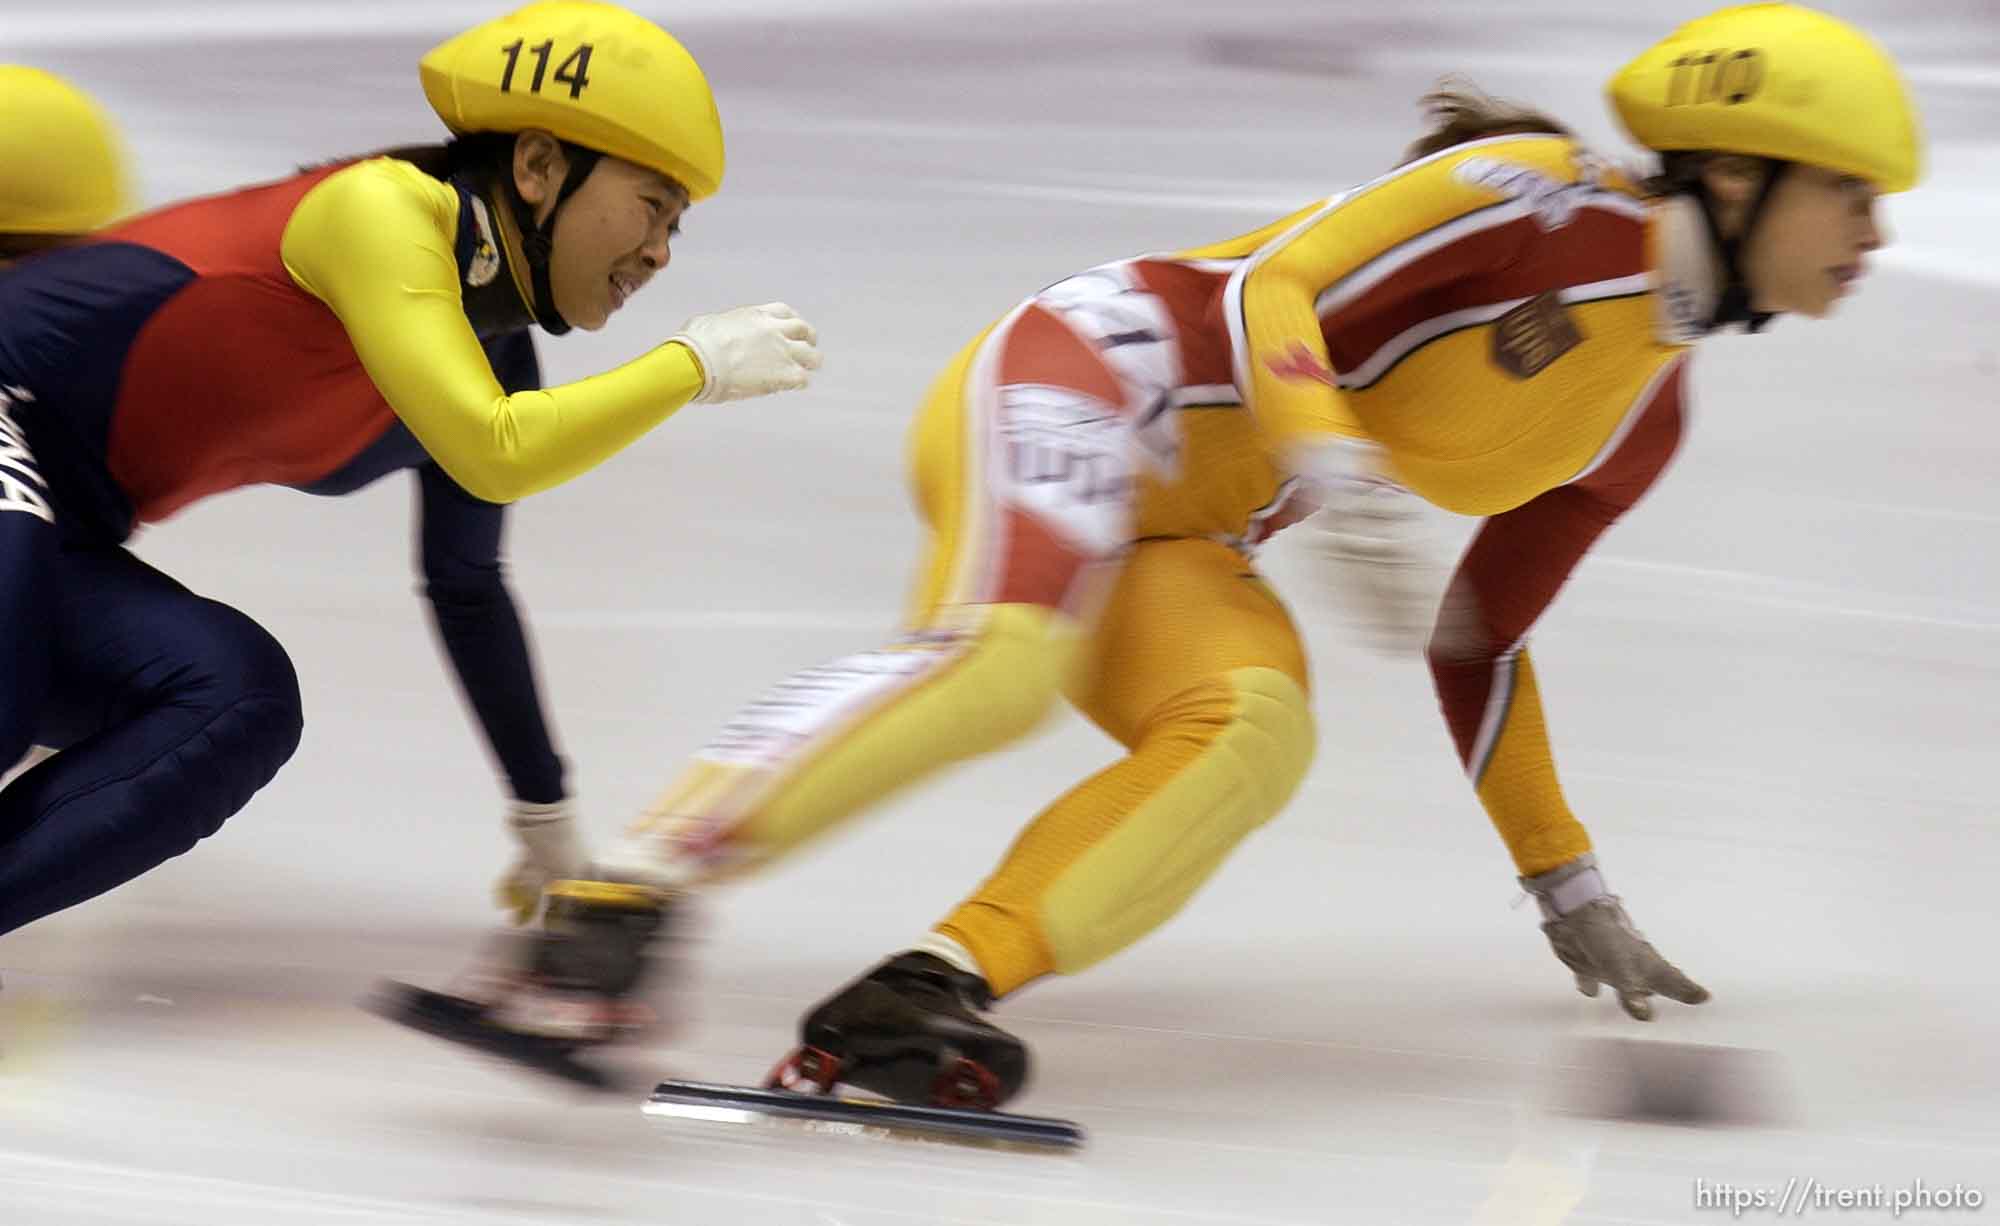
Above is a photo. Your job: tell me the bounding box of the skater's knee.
[161,606,302,838]
[228,680,304,788]
[201,601,299,700]
[955,603,1076,737]
[161,598,302,728]
[1144,667,1316,815]
[155,693,297,849]
[890,601,1074,747]
[208,610,301,757]
[627,603,1073,876]
[1228,667,1316,810]
[1036,668,1313,974]
[153,683,300,847]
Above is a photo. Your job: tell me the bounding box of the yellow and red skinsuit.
[630,135,1687,995]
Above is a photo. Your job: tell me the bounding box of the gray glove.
[1521,853,1710,1021]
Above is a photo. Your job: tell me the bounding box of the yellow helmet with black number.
[1608,3,1922,193]
[0,66,133,234]
[419,1,725,200]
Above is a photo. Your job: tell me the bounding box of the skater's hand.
[669,303,821,404]
[497,799,590,924]
[1539,897,1711,1021]
[1292,462,1442,656]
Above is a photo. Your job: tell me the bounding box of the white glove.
[1287,437,1443,656]
[669,302,821,403]
[496,799,590,925]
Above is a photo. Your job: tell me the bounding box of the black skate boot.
[370,881,672,1090]
[772,951,1028,1110]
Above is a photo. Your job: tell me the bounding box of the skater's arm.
[281,158,705,504]
[1426,355,1686,876]
[1225,142,1546,463]
[413,329,565,806]
[1427,490,1615,876]
[417,462,566,803]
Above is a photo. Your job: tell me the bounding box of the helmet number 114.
[498,39,594,99]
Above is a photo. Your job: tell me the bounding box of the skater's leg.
[0,391,59,773]
[935,537,1315,995]
[1425,372,1705,1019]
[1425,382,1682,876]
[0,544,303,934]
[601,304,1142,886]
[791,538,1313,1105]
[378,305,1152,1074]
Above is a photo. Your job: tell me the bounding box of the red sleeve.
[1426,357,1687,874]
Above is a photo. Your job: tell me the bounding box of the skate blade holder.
[648,1047,1081,1150]
[770,1045,1006,1110]
[645,1079,1085,1151]
[1550,1036,1795,1128]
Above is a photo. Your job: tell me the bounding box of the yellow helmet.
[1608,3,1922,193]
[0,66,133,234]
[420,1,725,200]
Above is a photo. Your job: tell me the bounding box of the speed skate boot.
[773,951,1029,1110]
[498,881,671,1038]
[371,880,674,1089]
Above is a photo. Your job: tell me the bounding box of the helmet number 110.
[1664,48,1765,108]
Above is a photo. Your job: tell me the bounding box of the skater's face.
[1705,157,1888,319]
[513,132,688,332]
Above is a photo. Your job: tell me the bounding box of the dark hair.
[301,132,520,181]
[0,231,82,259]
[1635,150,1776,199]
[1402,77,1574,165]
[1401,77,1716,198]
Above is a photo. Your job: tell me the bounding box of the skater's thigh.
[903,327,990,622]
[35,544,301,749]
[0,543,301,863]
[0,410,61,766]
[1070,536,1309,748]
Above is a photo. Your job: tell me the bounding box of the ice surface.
[4,3,1997,1222]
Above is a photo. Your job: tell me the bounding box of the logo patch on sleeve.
[1491,292,1583,379]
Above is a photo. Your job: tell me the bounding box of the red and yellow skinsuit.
[612,134,1690,996]
[0,156,708,934]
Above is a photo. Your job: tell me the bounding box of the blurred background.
[4,2,1997,1223]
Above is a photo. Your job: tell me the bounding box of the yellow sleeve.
[1224,141,1557,459]
[280,158,704,503]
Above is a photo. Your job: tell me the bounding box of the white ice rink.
[4,2,1997,1223]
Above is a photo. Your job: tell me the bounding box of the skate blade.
[365,981,621,1093]
[645,1079,1085,1151]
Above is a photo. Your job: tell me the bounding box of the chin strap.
[496,142,603,336]
[1690,157,1787,334]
